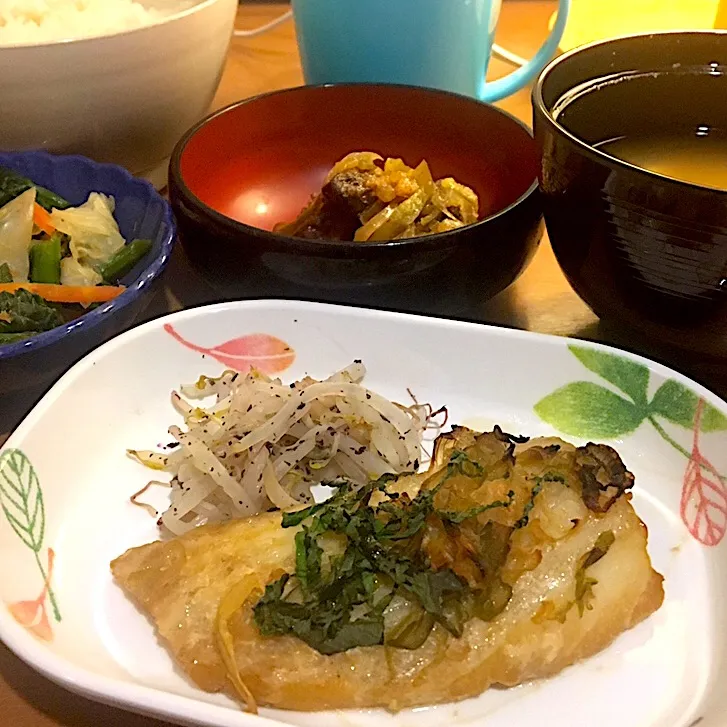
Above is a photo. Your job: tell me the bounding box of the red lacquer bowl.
[169,84,542,317]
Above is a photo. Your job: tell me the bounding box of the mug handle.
[479,0,571,103]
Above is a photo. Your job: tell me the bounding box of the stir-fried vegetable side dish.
[0,166,152,345]
[275,152,480,241]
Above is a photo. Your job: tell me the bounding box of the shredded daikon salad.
[129,362,442,535]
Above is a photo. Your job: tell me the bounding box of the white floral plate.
[0,300,723,727]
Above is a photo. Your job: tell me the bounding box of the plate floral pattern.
[0,449,60,641]
[535,345,727,546]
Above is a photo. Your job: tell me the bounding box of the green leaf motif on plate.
[0,448,45,553]
[0,448,61,624]
[534,382,646,439]
[649,380,727,432]
[568,345,650,406]
[701,406,727,433]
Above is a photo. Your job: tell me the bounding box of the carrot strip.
[0,283,125,304]
[33,203,56,236]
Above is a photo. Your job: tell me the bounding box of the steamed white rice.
[0,0,169,45]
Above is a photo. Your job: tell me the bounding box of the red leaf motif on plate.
[680,400,727,546]
[164,324,295,374]
[8,547,56,641]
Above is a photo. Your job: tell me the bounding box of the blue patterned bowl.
[0,151,176,395]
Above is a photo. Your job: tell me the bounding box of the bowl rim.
[0,150,176,361]
[0,0,235,51]
[169,82,540,253]
[532,29,727,197]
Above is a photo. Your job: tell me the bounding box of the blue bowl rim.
[169,82,541,253]
[0,150,176,361]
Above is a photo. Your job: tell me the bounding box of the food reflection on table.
[275,152,481,241]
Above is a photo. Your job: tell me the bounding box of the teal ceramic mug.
[290,0,571,102]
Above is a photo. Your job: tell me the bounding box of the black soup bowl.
[533,31,727,356]
[169,84,542,318]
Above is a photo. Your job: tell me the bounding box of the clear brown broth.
[597,128,727,191]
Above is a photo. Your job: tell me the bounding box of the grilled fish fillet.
[112,429,664,712]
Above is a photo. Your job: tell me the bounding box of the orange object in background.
[552,0,725,51]
[715,0,727,27]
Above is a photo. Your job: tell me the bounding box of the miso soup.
[597,129,727,191]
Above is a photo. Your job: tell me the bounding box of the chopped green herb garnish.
[515,472,566,529]
[253,448,518,655]
[438,490,515,524]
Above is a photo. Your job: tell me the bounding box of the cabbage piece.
[50,193,125,271]
[432,179,479,225]
[60,257,102,287]
[367,187,430,242]
[0,187,35,282]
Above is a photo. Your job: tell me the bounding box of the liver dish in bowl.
[169,84,543,318]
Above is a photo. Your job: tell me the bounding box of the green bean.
[99,238,153,283]
[29,233,62,284]
[0,167,71,211]
[34,186,71,211]
[0,263,12,283]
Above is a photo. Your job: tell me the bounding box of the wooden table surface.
[1,2,725,725]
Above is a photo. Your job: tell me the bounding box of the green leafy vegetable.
[438,490,514,524]
[281,502,326,527]
[408,569,465,615]
[515,480,543,529]
[295,528,323,592]
[0,289,63,339]
[0,332,35,344]
[0,166,70,212]
[445,449,485,478]
[0,263,12,283]
[514,472,565,529]
[253,448,518,655]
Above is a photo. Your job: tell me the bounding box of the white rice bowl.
[0,0,174,44]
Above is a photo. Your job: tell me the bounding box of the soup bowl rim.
[169,82,541,252]
[532,29,727,197]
